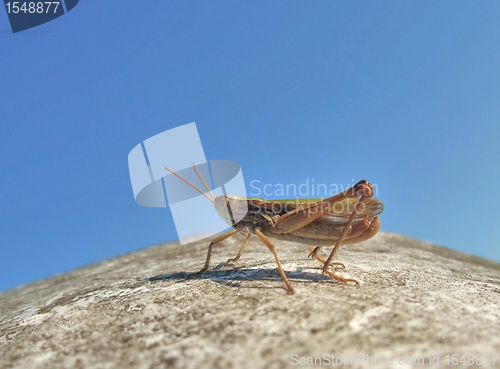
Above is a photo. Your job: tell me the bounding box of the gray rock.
[1,232,500,368]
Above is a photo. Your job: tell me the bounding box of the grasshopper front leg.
[188,229,238,277]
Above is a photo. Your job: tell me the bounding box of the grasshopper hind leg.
[323,269,360,285]
[307,245,356,285]
[307,246,345,269]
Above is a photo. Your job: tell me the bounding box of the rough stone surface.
[1,232,500,369]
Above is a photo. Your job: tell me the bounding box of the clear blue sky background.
[1,1,499,293]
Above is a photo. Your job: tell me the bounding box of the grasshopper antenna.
[192,162,215,200]
[165,165,215,202]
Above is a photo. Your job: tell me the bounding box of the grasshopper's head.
[213,195,249,226]
[164,165,249,227]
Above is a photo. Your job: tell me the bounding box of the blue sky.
[1,1,499,292]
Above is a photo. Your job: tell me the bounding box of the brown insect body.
[166,165,384,295]
[216,195,382,247]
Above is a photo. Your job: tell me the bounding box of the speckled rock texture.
[1,232,500,369]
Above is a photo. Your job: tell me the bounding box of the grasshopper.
[165,164,383,294]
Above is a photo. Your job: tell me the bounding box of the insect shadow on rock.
[165,164,384,295]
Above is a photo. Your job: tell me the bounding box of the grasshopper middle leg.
[227,232,252,264]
